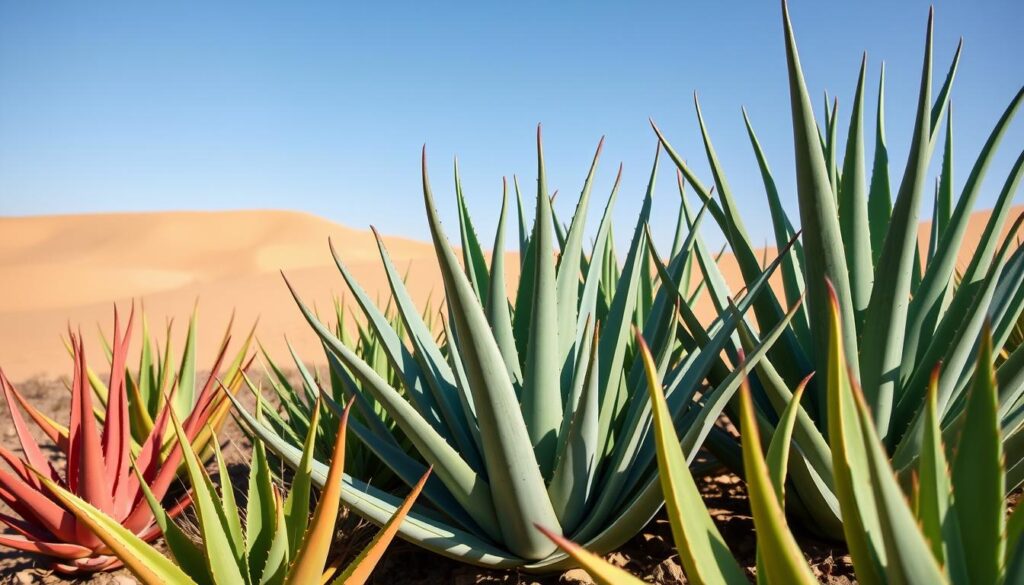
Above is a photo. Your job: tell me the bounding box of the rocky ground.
[0,375,855,584]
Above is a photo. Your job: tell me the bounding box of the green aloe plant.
[231,131,798,570]
[652,0,1024,537]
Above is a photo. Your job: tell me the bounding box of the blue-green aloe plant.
[652,0,1024,538]
[230,130,798,570]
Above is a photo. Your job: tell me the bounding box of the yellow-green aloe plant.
[818,284,1024,584]
[43,394,430,585]
[652,0,1024,538]
[539,330,818,584]
[230,130,799,570]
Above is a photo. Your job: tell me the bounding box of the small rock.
[560,568,596,584]
[113,576,139,584]
[606,551,629,568]
[15,570,35,585]
[651,557,685,584]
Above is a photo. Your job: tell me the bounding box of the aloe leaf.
[741,382,818,585]
[421,147,561,559]
[453,158,491,303]
[514,174,530,257]
[522,125,564,477]
[245,405,278,584]
[211,440,245,564]
[917,366,966,582]
[859,8,935,439]
[993,247,1024,356]
[133,463,211,583]
[851,377,948,585]
[826,95,840,198]
[512,200,539,361]
[825,283,886,585]
[928,39,962,149]
[936,107,954,241]
[556,137,603,359]
[487,179,523,383]
[867,63,893,263]
[639,332,747,584]
[839,54,873,327]
[575,165,623,346]
[174,308,198,416]
[285,400,353,585]
[782,0,859,392]
[765,377,811,501]
[438,317,485,457]
[259,496,290,585]
[951,325,1005,585]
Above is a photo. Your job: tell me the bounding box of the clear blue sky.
[1,1,1022,249]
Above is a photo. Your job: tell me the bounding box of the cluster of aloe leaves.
[48,393,429,585]
[255,295,423,489]
[227,126,806,570]
[651,1,1024,539]
[551,291,1024,585]
[87,306,254,462]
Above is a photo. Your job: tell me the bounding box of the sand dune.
[0,210,455,380]
[0,206,1018,381]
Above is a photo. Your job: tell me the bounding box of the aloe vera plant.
[543,291,1024,584]
[0,308,216,573]
[652,0,1024,537]
[45,393,429,585]
[231,131,798,570]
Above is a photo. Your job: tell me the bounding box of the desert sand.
[0,210,458,381]
[0,206,1018,381]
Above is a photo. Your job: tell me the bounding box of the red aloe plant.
[0,306,231,573]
